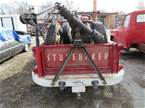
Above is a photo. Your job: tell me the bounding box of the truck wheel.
[93,22,108,42]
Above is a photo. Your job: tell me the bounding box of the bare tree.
[37,2,53,19]
[0,1,30,15]
[64,0,79,11]
[0,3,14,14]
[14,1,30,14]
[65,0,74,11]
[0,9,5,15]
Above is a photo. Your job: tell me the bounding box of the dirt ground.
[0,39,145,108]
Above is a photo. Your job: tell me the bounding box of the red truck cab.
[111,10,145,49]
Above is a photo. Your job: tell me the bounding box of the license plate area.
[71,80,86,93]
[72,86,86,93]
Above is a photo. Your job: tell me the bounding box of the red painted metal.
[35,47,43,77]
[111,10,145,49]
[33,43,121,76]
[111,43,120,73]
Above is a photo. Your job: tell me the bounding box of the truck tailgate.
[34,43,120,76]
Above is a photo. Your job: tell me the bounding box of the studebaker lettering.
[47,52,109,62]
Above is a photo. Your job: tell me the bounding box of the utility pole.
[92,0,97,22]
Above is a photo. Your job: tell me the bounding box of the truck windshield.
[123,15,131,27]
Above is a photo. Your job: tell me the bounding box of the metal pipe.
[35,24,40,47]
[37,6,56,16]
[55,3,107,43]
[40,7,56,32]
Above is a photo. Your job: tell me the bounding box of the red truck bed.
[33,42,121,77]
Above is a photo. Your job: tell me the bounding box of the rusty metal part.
[55,3,107,43]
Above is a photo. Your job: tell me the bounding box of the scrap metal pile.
[20,2,107,45]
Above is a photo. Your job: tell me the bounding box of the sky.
[0,0,144,13]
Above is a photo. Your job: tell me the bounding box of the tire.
[20,13,37,25]
[44,24,56,45]
[93,22,108,42]
[82,21,108,43]
[61,22,72,44]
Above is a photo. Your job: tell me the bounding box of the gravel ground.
[0,38,145,108]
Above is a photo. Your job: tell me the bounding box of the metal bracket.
[51,39,106,86]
